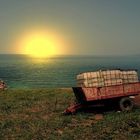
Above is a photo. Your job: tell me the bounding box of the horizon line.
[0,53,139,57]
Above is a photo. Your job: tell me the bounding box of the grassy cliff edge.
[0,89,140,140]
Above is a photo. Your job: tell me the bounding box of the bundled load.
[101,70,122,86]
[77,69,139,87]
[77,71,104,87]
[122,71,138,84]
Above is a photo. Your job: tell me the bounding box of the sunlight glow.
[24,34,55,57]
[17,31,65,58]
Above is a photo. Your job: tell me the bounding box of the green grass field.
[0,89,140,140]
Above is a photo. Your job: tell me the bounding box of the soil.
[94,114,103,120]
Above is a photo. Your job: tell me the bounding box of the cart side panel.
[99,85,124,100]
[82,88,98,101]
[82,85,124,101]
[134,83,140,92]
[124,83,135,94]
[124,83,140,95]
[82,83,140,102]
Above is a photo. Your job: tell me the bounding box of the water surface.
[0,54,140,89]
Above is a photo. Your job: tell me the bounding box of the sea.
[0,54,140,89]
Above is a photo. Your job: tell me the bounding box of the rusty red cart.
[64,82,140,114]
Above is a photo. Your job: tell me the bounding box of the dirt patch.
[68,116,102,128]
[0,114,30,121]
[94,114,103,120]
[42,115,49,120]
[0,115,6,121]
[57,129,63,135]
[67,119,93,127]
[26,106,42,113]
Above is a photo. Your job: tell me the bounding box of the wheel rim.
[120,97,133,111]
[123,100,132,109]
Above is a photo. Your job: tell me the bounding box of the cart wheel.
[119,97,134,111]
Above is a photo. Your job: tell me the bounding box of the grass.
[0,88,140,140]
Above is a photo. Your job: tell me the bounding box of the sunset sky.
[0,0,140,55]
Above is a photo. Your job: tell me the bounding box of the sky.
[0,0,140,55]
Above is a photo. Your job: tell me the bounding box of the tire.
[119,97,134,111]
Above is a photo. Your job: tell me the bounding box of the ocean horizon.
[0,54,140,89]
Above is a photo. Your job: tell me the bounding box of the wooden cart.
[64,82,140,114]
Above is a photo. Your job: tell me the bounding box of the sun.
[17,31,65,58]
[24,34,56,57]
[24,33,56,58]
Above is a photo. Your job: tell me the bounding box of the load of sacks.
[77,70,139,87]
